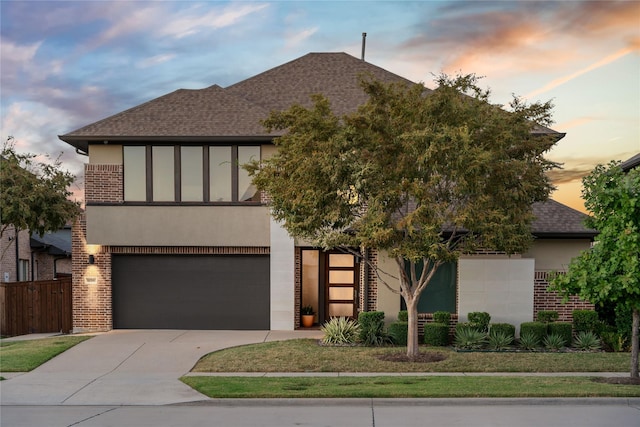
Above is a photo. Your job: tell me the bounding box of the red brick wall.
[533,271,594,322]
[85,164,123,203]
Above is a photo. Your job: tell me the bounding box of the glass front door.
[326,252,358,318]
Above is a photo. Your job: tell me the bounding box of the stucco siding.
[86,205,270,246]
[89,144,123,164]
[522,239,590,271]
[458,257,534,334]
[376,251,402,323]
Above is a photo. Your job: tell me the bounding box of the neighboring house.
[621,153,640,172]
[59,52,596,333]
[0,224,72,282]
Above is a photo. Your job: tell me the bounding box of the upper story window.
[123,145,260,204]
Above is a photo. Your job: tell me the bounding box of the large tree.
[551,162,639,378]
[248,75,558,357]
[1,137,81,260]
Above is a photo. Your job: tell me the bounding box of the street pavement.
[1,330,639,426]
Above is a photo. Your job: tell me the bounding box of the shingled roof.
[531,199,597,238]
[60,52,416,151]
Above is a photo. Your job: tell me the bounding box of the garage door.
[112,255,270,329]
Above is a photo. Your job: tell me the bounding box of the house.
[1,225,72,282]
[621,153,640,172]
[59,52,596,333]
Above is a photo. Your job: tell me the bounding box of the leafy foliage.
[550,162,639,377]
[388,321,408,346]
[454,327,487,350]
[548,323,573,347]
[537,310,559,323]
[423,323,450,346]
[397,310,408,322]
[468,312,491,332]
[572,310,600,334]
[248,74,558,357]
[488,330,514,350]
[358,311,391,346]
[321,317,360,345]
[489,323,516,341]
[573,331,602,352]
[601,332,628,353]
[518,331,541,350]
[1,137,80,259]
[543,333,566,351]
[520,322,547,344]
[433,311,451,325]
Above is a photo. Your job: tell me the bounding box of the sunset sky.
[1,1,638,213]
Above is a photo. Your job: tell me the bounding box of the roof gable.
[531,199,597,238]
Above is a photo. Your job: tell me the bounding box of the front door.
[325,252,359,318]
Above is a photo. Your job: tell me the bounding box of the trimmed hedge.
[388,321,408,346]
[397,310,408,322]
[573,310,599,334]
[424,323,450,346]
[537,310,559,323]
[433,311,451,325]
[520,322,547,343]
[489,323,516,340]
[548,322,573,346]
[357,311,387,346]
[468,312,491,332]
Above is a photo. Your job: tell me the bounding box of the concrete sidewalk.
[0,329,323,406]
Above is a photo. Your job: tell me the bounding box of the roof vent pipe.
[361,32,367,61]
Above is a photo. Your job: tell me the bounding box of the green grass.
[181,376,640,398]
[0,336,91,372]
[192,339,631,373]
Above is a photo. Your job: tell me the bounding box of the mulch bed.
[592,377,640,385]
[377,352,448,363]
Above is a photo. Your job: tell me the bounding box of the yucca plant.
[454,327,486,350]
[543,333,566,351]
[320,317,360,345]
[518,331,540,350]
[488,330,513,350]
[573,331,602,351]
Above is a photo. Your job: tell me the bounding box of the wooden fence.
[0,277,72,337]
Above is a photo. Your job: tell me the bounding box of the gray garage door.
[112,255,270,330]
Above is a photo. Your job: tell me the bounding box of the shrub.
[600,331,628,352]
[358,311,390,346]
[573,331,602,351]
[321,317,360,345]
[518,331,540,350]
[467,312,491,332]
[537,310,559,323]
[488,330,513,350]
[454,327,486,350]
[489,323,515,341]
[615,304,633,339]
[520,322,547,343]
[543,333,566,350]
[573,310,599,334]
[424,323,450,346]
[548,322,573,347]
[388,321,408,346]
[433,311,451,325]
[397,310,408,322]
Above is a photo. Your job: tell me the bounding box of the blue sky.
[1,0,639,212]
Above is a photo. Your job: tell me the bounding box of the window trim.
[120,144,262,206]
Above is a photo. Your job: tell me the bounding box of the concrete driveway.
[0,329,322,406]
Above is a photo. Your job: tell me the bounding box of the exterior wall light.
[88,255,95,265]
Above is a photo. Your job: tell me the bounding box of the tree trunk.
[631,308,639,378]
[406,296,420,358]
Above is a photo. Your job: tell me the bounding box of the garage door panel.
[112,255,269,330]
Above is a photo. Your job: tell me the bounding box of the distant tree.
[248,74,558,358]
[1,136,81,260]
[551,162,639,378]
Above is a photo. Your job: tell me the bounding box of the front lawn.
[181,376,640,398]
[192,339,631,373]
[0,336,91,372]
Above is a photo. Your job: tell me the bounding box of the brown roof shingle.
[531,199,597,237]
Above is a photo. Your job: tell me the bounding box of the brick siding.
[85,164,123,203]
[533,271,594,322]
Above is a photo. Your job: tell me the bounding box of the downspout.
[15,228,19,281]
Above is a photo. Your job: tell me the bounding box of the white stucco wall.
[522,239,591,271]
[458,257,534,335]
[376,251,402,324]
[270,218,295,330]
